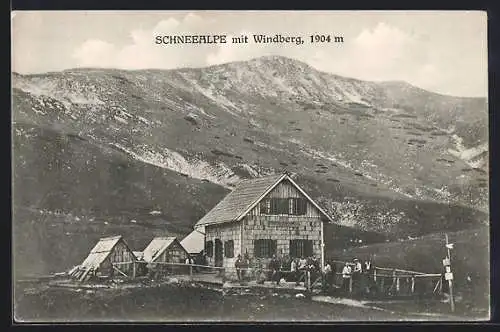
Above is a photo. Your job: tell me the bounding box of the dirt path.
[14,281,474,322]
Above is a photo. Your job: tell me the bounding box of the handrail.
[111,261,442,278]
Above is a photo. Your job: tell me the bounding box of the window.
[205,240,213,257]
[291,198,307,215]
[224,240,234,258]
[270,198,290,215]
[254,239,277,258]
[289,239,313,258]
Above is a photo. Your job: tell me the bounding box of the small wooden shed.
[181,229,205,258]
[142,236,189,264]
[70,235,136,281]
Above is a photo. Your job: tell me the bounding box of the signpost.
[443,234,455,313]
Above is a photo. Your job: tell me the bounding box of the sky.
[11,11,487,97]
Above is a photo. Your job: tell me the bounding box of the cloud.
[70,18,485,97]
[72,13,215,70]
[309,22,430,82]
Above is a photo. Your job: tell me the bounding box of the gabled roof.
[180,229,205,254]
[142,237,185,262]
[80,235,134,270]
[195,173,333,227]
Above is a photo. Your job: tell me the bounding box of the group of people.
[233,253,376,295]
[340,258,375,295]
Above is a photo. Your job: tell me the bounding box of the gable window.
[254,239,277,258]
[224,240,234,258]
[205,240,213,257]
[270,198,290,215]
[289,239,313,258]
[291,198,307,215]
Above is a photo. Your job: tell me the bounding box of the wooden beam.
[112,264,128,277]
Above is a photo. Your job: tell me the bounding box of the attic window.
[291,198,307,215]
[269,198,289,215]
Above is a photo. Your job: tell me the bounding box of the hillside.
[12,56,489,275]
[328,226,490,313]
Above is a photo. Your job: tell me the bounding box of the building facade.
[195,173,333,277]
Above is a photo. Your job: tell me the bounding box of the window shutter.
[305,240,313,257]
[271,240,277,257]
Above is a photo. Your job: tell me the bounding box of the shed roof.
[180,229,205,254]
[142,237,181,262]
[194,173,333,227]
[80,235,132,270]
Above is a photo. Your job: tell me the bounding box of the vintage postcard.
[11,10,489,322]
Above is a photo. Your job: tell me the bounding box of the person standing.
[270,255,281,285]
[296,256,307,286]
[342,262,352,294]
[352,258,362,294]
[290,258,297,282]
[235,254,243,282]
[322,260,333,292]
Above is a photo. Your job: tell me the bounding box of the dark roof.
[195,173,333,227]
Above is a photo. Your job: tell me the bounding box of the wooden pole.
[349,276,353,294]
[445,234,455,313]
[132,261,136,279]
[411,277,415,294]
[320,222,325,269]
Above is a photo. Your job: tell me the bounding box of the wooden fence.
[99,260,444,299]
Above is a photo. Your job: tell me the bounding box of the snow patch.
[109,143,239,188]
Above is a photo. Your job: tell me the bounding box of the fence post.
[411,277,415,294]
[349,276,353,294]
[380,276,385,294]
[132,261,136,279]
[373,268,377,282]
[189,264,193,279]
[396,277,400,294]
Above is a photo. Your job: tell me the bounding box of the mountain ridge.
[12,55,489,274]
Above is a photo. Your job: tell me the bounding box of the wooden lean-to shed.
[71,235,136,282]
[142,237,189,264]
[142,237,190,276]
[181,229,205,257]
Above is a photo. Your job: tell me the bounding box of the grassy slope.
[12,123,229,277]
[327,226,490,310]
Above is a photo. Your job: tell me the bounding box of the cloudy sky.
[12,11,487,97]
